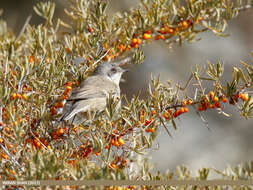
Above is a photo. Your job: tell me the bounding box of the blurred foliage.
[0,0,253,189]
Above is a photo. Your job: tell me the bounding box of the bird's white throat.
[108,72,123,85]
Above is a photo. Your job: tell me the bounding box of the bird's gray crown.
[93,62,125,77]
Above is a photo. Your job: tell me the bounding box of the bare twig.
[17,14,32,41]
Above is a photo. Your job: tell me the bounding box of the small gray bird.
[60,62,126,121]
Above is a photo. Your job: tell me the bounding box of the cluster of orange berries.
[78,145,93,159]
[109,135,125,148]
[28,55,41,64]
[25,135,50,150]
[0,137,17,160]
[131,37,142,48]
[50,127,68,139]
[198,91,223,111]
[11,84,33,102]
[51,80,78,116]
[11,92,27,101]
[110,156,127,169]
[231,92,249,104]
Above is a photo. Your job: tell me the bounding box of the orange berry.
[9,169,16,175]
[145,128,151,133]
[88,27,93,33]
[181,99,187,106]
[197,104,203,111]
[155,35,160,40]
[111,138,115,146]
[22,94,28,100]
[145,30,152,34]
[143,33,151,40]
[167,28,174,34]
[5,126,10,133]
[80,144,85,150]
[118,137,124,145]
[58,101,65,108]
[28,56,34,63]
[1,153,8,159]
[51,106,57,115]
[114,141,120,147]
[65,47,70,53]
[221,97,227,103]
[160,34,165,39]
[95,152,100,156]
[151,110,157,115]
[16,93,21,99]
[136,38,141,45]
[187,99,193,105]
[212,96,219,102]
[66,81,73,87]
[56,128,64,136]
[215,102,221,108]
[239,93,249,101]
[181,21,188,28]
[209,104,215,109]
[12,149,17,154]
[173,110,180,117]
[12,121,17,127]
[0,138,3,144]
[66,86,72,91]
[131,43,139,48]
[131,38,138,44]
[7,144,13,149]
[209,91,215,99]
[179,107,184,114]
[0,121,2,126]
[159,27,166,34]
[195,17,201,24]
[183,107,188,113]
[75,80,79,86]
[115,187,122,190]
[63,95,69,100]
[163,111,170,120]
[110,163,116,168]
[105,144,110,149]
[150,128,155,133]
[11,93,17,100]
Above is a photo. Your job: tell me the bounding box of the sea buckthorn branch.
[62,0,253,62]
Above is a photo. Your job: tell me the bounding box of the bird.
[60,62,126,122]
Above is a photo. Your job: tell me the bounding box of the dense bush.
[0,0,252,189]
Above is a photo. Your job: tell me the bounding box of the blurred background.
[1,0,252,176]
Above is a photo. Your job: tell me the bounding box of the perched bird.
[60,62,126,122]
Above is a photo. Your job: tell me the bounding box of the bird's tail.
[59,102,88,122]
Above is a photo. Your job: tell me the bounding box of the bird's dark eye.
[111,68,117,73]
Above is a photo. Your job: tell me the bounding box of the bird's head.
[93,62,126,85]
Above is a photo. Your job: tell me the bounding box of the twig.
[159,117,172,137]
[17,14,32,41]
[194,105,210,131]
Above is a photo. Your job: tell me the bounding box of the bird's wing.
[60,98,106,121]
[67,76,119,101]
[60,76,120,121]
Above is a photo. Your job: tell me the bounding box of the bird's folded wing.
[67,76,118,101]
